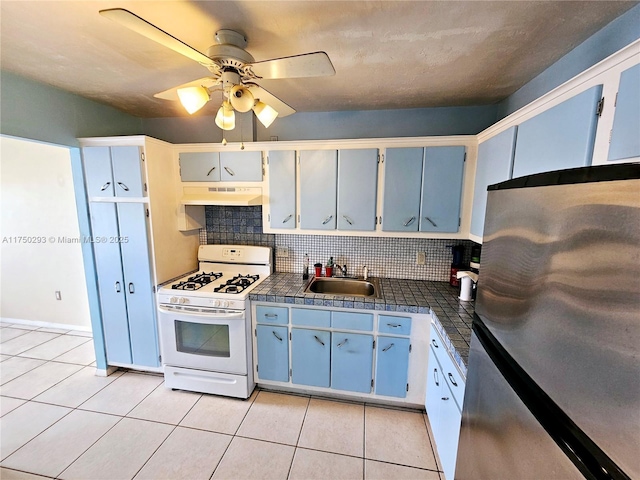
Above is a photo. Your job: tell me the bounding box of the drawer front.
[331,311,373,331]
[255,306,288,325]
[291,308,331,328]
[430,324,465,407]
[378,315,411,335]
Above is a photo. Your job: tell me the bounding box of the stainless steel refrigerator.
[456,164,640,480]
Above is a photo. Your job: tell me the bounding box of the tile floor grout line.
[422,411,444,473]
[362,401,366,480]
[285,395,312,480]
[1,358,84,403]
[228,386,260,437]
[129,423,179,480]
[16,337,93,364]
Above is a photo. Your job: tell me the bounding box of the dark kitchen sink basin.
[304,277,381,298]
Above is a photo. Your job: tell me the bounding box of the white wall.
[0,135,91,327]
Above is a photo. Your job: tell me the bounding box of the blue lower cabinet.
[256,325,289,382]
[291,328,330,387]
[375,336,410,398]
[331,332,374,393]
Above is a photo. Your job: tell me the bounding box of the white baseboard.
[0,317,92,333]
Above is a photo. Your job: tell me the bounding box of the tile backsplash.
[202,206,473,282]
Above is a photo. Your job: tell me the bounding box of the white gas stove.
[157,245,272,398]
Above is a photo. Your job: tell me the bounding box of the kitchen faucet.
[339,264,348,277]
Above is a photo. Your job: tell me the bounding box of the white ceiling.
[0,1,636,118]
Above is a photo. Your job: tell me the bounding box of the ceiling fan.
[99,8,336,130]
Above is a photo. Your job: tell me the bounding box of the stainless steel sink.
[304,276,381,298]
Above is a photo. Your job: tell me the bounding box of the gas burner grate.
[172,272,223,291]
[213,274,260,294]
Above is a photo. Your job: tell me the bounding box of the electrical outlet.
[276,246,289,258]
[416,252,426,265]
[55,291,62,301]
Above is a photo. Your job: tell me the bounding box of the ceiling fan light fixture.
[215,100,236,130]
[177,86,210,114]
[229,85,255,113]
[253,101,278,128]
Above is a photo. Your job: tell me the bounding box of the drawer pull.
[442,396,450,401]
[128,282,135,294]
[433,368,439,387]
[387,323,401,328]
[448,373,458,387]
[431,338,439,348]
[272,331,283,342]
[382,343,395,352]
[314,335,325,346]
[100,182,111,191]
[264,313,278,319]
[114,281,121,293]
[337,338,349,348]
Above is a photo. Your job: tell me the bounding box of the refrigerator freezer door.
[456,332,583,480]
[476,173,640,477]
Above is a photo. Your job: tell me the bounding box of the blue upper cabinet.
[291,328,331,387]
[268,150,296,229]
[337,149,378,231]
[219,151,263,181]
[512,85,603,178]
[382,147,424,232]
[179,152,220,181]
[419,146,465,233]
[608,63,640,161]
[470,127,517,239]
[331,332,374,393]
[84,146,145,198]
[299,150,338,230]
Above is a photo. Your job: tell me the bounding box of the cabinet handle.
[224,166,235,176]
[382,343,395,352]
[272,331,283,342]
[337,338,349,348]
[432,338,439,348]
[117,182,130,192]
[128,282,135,294]
[403,216,416,227]
[322,215,333,225]
[342,215,353,225]
[442,396,450,401]
[100,182,111,191]
[448,373,458,387]
[282,214,293,224]
[424,216,438,227]
[387,323,401,328]
[114,281,121,293]
[206,166,216,176]
[264,313,278,319]
[314,335,325,346]
[433,368,439,387]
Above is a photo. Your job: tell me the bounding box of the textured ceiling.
[0,1,636,118]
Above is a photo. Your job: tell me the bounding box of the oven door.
[158,306,248,375]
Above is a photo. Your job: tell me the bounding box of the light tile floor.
[0,323,442,480]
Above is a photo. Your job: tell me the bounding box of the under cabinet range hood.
[181,186,262,206]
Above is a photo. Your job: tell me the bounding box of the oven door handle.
[158,305,244,319]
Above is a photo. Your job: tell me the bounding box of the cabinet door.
[84,147,115,197]
[117,203,159,367]
[439,379,463,480]
[419,146,465,233]
[111,146,145,197]
[470,127,517,238]
[268,150,296,229]
[220,151,263,181]
[331,332,373,393]
[382,148,423,232]
[375,336,410,398]
[299,150,338,230]
[89,202,131,364]
[256,325,289,382]
[512,85,602,178]
[291,328,330,387]
[608,63,640,161]
[337,149,378,231]
[179,152,220,181]
[425,345,442,437]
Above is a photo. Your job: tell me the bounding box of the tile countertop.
[249,273,474,371]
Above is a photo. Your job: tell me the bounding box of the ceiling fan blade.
[154,77,220,101]
[99,8,213,66]
[249,52,335,80]
[246,84,296,117]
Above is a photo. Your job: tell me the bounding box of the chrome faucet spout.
[340,264,348,277]
[363,266,369,281]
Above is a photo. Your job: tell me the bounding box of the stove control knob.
[179,297,189,304]
[170,297,178,304]
[222,300,230,308]
[213,300,221,307]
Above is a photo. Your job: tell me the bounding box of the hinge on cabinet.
[268,214,271,222]
[377,154,380,164]
[381,154,384,163]
[596,97,605,117]
[371,379,374,388]
[144,183,147,192]
[458,217,461,227]
[159,355,162,363]
[266,156,269,165]
[290,368,292,378]
[409,344,412,353]
[372,340,375,349]
[614,92,618,107]
[141,152,145,161]
[152,286,156,293]
[254,328,257,337]
[289,332,292,340]
[463,152,467,162]
[146,208,150,217]
[609,129,613,144]
[406,383,409,392]
[256,364,259,372]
